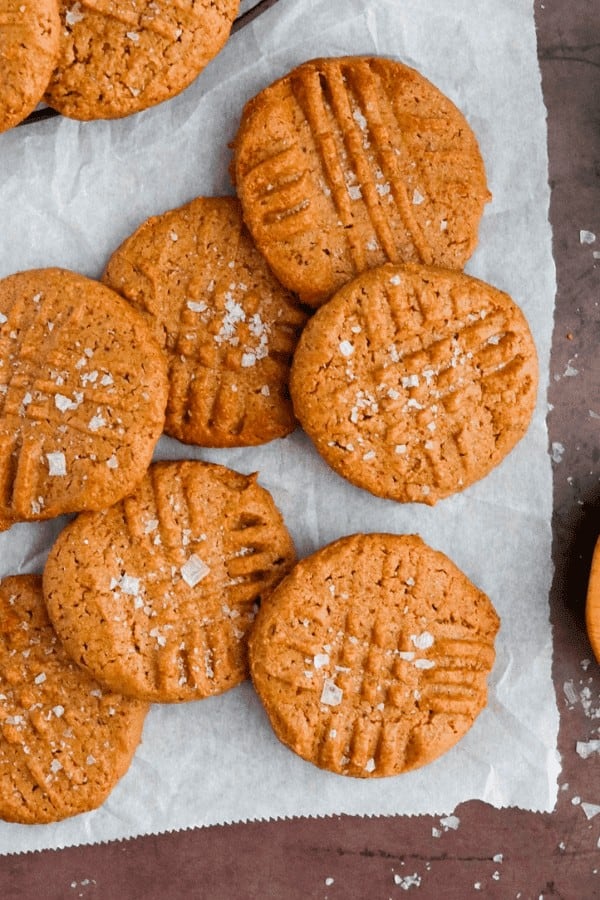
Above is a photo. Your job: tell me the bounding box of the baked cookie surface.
[0,0,60,132]
[103,196,307,447]
[585,535,600,664]
[43,460,296,703]
[44,0,239,120]
[0,267,168,522]
[233,56,490,306]
[0,575,147,824]
[249,532,499,778]
[290,263,538,504]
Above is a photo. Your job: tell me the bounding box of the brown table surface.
[2,1,599,896]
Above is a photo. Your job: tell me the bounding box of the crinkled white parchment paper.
[0,0,559,853]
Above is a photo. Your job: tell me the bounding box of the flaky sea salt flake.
[313,653,329,669]
[576,739,600,759]
[411,631,434,650]
[181,554,210,587]
[582,802,600,820]
[320,678,343,706]
[46,452,67,477]
[65,2,84,25]
[119,575,140,596]
[88,414,106,431]
[394,872,421,889]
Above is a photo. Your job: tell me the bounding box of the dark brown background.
[2,0,599,896]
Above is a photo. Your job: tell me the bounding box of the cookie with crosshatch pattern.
[103,196,307,447]
[43,460,296,703]
[0,0,60,132]
[232,55,490,306]
[44,0,239,120]
[249,532,499,777]
[0,267,168,525]
[289,263,538,505]
[0,575,148,824]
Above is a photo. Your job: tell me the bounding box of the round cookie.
[0,575,148,824]
[585,534,600,664]
[44,0,239,120]
[249,532,500,778]
[103,196,307,447]
[0,267,168,522]
[43,460,297,703]
[232,55,491,307]
[290,263,538,505]
[0,0,60,132]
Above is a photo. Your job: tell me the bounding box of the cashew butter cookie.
[0,267,168,524]
[103,196,307,447]
[290,263,538,504]
[233,56,490,306]
[249,533,499,777]
[0,575,147,824]
[44,460,296,703]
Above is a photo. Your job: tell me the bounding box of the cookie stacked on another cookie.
[0,575,148,823]
[232,56,491,306]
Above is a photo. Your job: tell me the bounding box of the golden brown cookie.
[585,535,600,664]
[0,267,168,522]
[0,575,148,824]
[103,196,307,447]
[43,460,296,703]
[249,532,499,778]
[0,0,60,132]
[232,55,491,306]
[290,263,538,505]
[44,0,239,120]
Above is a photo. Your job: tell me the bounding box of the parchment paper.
[0,0,560,853]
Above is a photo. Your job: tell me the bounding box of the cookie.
[0,0,60,132]
[103,196,307,447]
[0,267,168,523]
[44,0,239,120]
[249,532,499,778]
[232,55,491,306]
[586,535,600,664]
[0,575,147,824]
[290,263,538,505]
[43,460,296,703]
